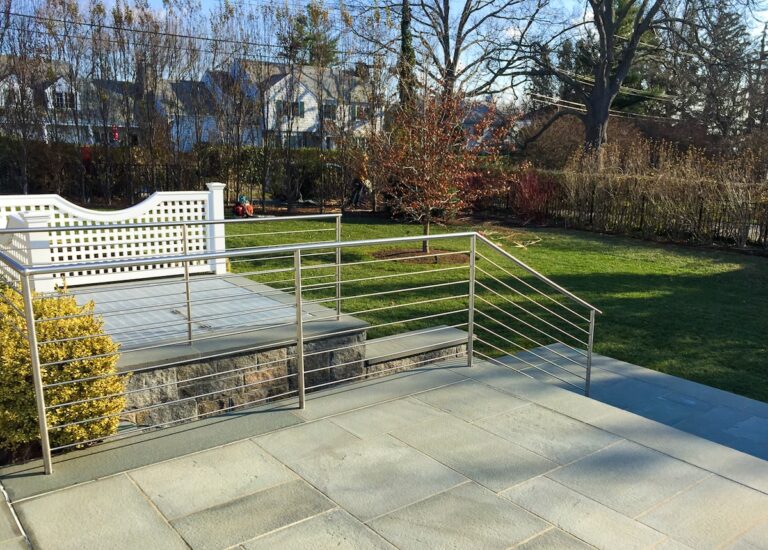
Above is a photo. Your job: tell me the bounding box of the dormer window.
[54,91,76,110]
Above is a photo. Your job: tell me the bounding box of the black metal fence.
[486,170,768,249]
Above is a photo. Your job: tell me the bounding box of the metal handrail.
[476,234,602,314]
[2,225,601,476]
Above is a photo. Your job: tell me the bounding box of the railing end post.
[21,274,53,475]
[294,249,306,409]
[585,309,596,397]
[467,234,476,368]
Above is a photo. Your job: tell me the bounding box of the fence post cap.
[18,211,51,227]
[205,182,226,191]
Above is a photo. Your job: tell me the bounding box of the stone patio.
[1,355,767,549]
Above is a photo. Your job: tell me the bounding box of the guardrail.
[0,225,599,475]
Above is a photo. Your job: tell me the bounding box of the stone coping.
[69,275,370,372]
[365,326,467,366]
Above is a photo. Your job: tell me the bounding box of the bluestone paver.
[502,477,666,550]
[476,403,620,465]
[243,509,395,550]
[548,440,709,517]
[0,405,303,501]
[15,474,187,550]
[170,479,335,550]
[590,408,768,494]
[368,482,549,550]
[288,435,467,522]
[673,406,768,458]
[129,439,295,520]
[725,519,768,549]
[590,378,673,414]
[631,392,715,426]
[0,537,27,550]
[639,475,768,549]
[413,378,528,420]
[449,360,621,423]
[294,366,466,421]
[0,500,20,544]
[391,414,557,492]
[516,528,596,549]
[254,418,360,463]
[327,397,449,438]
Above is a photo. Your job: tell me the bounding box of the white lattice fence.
[0,183,226,292]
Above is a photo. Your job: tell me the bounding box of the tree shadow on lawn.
[545,267,768,403]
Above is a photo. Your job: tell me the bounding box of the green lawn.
[226,215,768,402]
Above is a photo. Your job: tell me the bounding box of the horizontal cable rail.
[0,221,599,476]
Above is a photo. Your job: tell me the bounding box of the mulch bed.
[372,248,469,265]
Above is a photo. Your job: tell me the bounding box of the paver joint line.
[0,483,27,547]
[6,357,768,550]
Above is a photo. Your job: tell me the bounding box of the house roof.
[236,60,369,103]
[159,80,217,115]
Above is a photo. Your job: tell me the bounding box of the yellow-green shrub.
[0,288,126,454]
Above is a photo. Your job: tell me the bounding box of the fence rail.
[0,222,599,475]
[488,171,768,249]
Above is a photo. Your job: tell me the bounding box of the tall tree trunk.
[584,93,611,169]
[398,0,416,109]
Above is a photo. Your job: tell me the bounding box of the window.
[3,88,18,108]
[54,91,76,110]
[357,105,369,120]
[276,100,304,118]
[322,101,337,121]
[350,104,368,121]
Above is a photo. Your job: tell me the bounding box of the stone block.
[369,482,549,549]
[502,477,666,549]
[244,509,394,550]
[15,474,188,550]
[639,475,768,549]
[170,480,335,550]
[365,345,465,379]
[129,440,295,520]
[126,399,198,428]
[123,367,179,411]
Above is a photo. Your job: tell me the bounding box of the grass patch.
[226,216,768,402]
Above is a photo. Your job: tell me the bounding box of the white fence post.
[206,182,227,275]
[16,212,55,293]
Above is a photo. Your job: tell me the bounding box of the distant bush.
[0,289,126,456]
[546,139,768,247]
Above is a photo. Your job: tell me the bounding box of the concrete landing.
[505,344,768,461]
[2,356,767,549]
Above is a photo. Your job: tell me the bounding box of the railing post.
[294,249,306,409]
[205,182,227,275]
[21,274,53,474]
[467,234,476,367]
[585,309,595,397]
[335,216,341,320]
[18,212,55,293]
[182,223,193,344]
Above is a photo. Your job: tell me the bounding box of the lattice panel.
[0,229,27,290]
[0,191,218,288]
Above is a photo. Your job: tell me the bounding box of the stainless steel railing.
[0,224,599,475]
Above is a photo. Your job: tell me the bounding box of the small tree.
[0,289,126,457]
[370,93,505,253]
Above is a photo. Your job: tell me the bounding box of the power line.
[529,93,680,123]
[6,10,372,56]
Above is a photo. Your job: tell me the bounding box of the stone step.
[365,326,468,367]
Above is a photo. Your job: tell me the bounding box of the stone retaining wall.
[122,331,366,428]
[121,332,466,429]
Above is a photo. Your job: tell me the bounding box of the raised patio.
[2,352,767,550]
